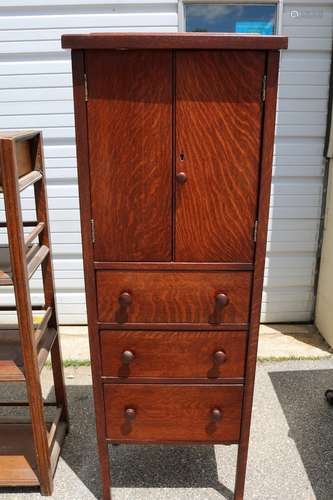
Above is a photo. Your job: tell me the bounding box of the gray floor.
[1,359,333,500]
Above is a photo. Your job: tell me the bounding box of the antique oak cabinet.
[62,33,287,499]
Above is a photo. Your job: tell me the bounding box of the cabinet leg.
[233,441,249,500]
[98,440,112,500]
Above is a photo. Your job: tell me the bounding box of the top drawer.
[96,271,251,325]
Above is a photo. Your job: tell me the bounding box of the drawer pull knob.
[119,291,132,307]
[176,171,187,184]
[215,293,229,309]
[121,350,135,364]
[211,408,223,422]
[213,350,227,364]
[124,408,136,421]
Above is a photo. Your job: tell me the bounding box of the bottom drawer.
[104,384,243,443]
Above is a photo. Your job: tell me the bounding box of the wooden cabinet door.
[175,51,265,263]
[86,50,172,261]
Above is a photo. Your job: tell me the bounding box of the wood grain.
[71,50,112,500]
[62,33,288,51]
[34,134,69,426]
[96,270,252,324]
[94,261,253,271]
[100,330,247,379]
[234,51,281,500]
[0,135,52,494]
[104,384,243,443]
[86,50,172,262]
[175,50,265,262]
[0,130,68,494]
[0,424,39,486]
[68,39,285,500]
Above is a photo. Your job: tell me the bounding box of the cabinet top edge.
[61,32,288,51]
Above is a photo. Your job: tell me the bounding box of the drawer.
[104,384,243,443]
[100,330,247,379]
[96,271,251,324]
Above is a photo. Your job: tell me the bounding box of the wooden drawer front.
[104,384,243,443]
[100,330,247,379]
[96,271,251,324]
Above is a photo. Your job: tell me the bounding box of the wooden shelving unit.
[0,130,69,495]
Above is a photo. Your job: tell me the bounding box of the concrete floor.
[1,358,333,500]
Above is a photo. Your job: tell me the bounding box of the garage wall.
[262,0,332,321]
[0,0,331,324]
[0,0,178,324]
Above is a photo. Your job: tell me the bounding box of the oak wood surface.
[100,330,247,379]
[62,33,288,50]
[96,270,252,324]
[98,322,248,331]
[234,51,280,500]
[86,50,172,262]
[0,327,56,382]
[104,384,243,443]
[34,134,69,425]
[0,424,39,486]
[0,130,68,494]
[175,50,264,262]
[0,136,53,494]
[68,40,285,500]
[71,50,112,500]
[94,261,253,271]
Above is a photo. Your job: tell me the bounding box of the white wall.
[0,0,178,324]
[262,0,332,321]
[0,0,331,324]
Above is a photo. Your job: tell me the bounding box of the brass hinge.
[253,220,258,242]
[84,73,88,102]
[90,219,95,243]
[261,75,267,102]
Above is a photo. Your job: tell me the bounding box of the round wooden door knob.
[121,350,135,364]
[124,408,136,421]
[213,350,227,364]
[211,408,223,422]
[119,291,132,307]
[176,172,187,184]
[215,293,229,309]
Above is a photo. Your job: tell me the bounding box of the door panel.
[175,50,265,262]
[86,50,172,261]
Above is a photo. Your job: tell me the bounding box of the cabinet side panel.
[175,50,265,263]
[71,50,111,499]
[235,50,280,500]
[86,49,173,262]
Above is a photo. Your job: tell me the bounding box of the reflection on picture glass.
[185,4,277,35]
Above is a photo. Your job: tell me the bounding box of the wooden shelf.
[24,222,45,251]
[0,325,57,382]
[0,420,66,487]
[0,243,49,285]
[0,130,68,493]
[0,169,43,194]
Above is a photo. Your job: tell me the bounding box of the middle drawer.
[100,330,247,379]
[96,270,252,325]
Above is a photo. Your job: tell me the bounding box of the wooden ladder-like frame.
[0,130,69,495]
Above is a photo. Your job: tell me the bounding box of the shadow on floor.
[62,385,234,499]
[269,368,333,500]
[0,382,233,499]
